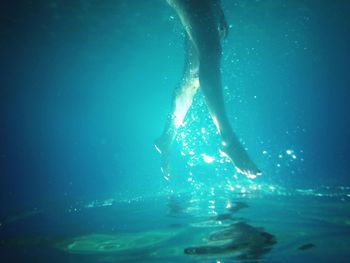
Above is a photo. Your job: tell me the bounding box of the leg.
[171,1,261,177]
[155,36,199,179]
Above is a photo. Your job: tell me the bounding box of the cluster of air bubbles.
[85,198,115,209]
[171,93,307,198]
[171,92,269,199]
[258,137,306,179]
[167,73,306,202]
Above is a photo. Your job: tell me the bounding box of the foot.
[154,136,172,181]
[220,136,262,178]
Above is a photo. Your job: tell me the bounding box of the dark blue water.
[1,0,350,262]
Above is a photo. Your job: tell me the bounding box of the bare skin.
[156,0,261,179]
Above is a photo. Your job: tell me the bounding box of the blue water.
[1,188,350,262]
[0,0,350,262]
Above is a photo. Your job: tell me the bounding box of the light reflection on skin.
[155,0,261,179]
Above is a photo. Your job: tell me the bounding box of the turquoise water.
[1,0,349,262]
[1,187,350,262]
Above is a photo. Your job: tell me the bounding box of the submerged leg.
[172,1,261,177]
[155,36,199,179]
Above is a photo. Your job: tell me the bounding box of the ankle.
[221,133,241,148]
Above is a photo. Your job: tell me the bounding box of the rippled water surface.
[1,187,350,263]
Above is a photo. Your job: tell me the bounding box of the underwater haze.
[1,0,350,262]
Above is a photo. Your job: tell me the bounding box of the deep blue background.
[0,0,349,212]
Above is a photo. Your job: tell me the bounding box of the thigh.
[174,0,221,57]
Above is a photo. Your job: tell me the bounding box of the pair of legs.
[156,0,261,178]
